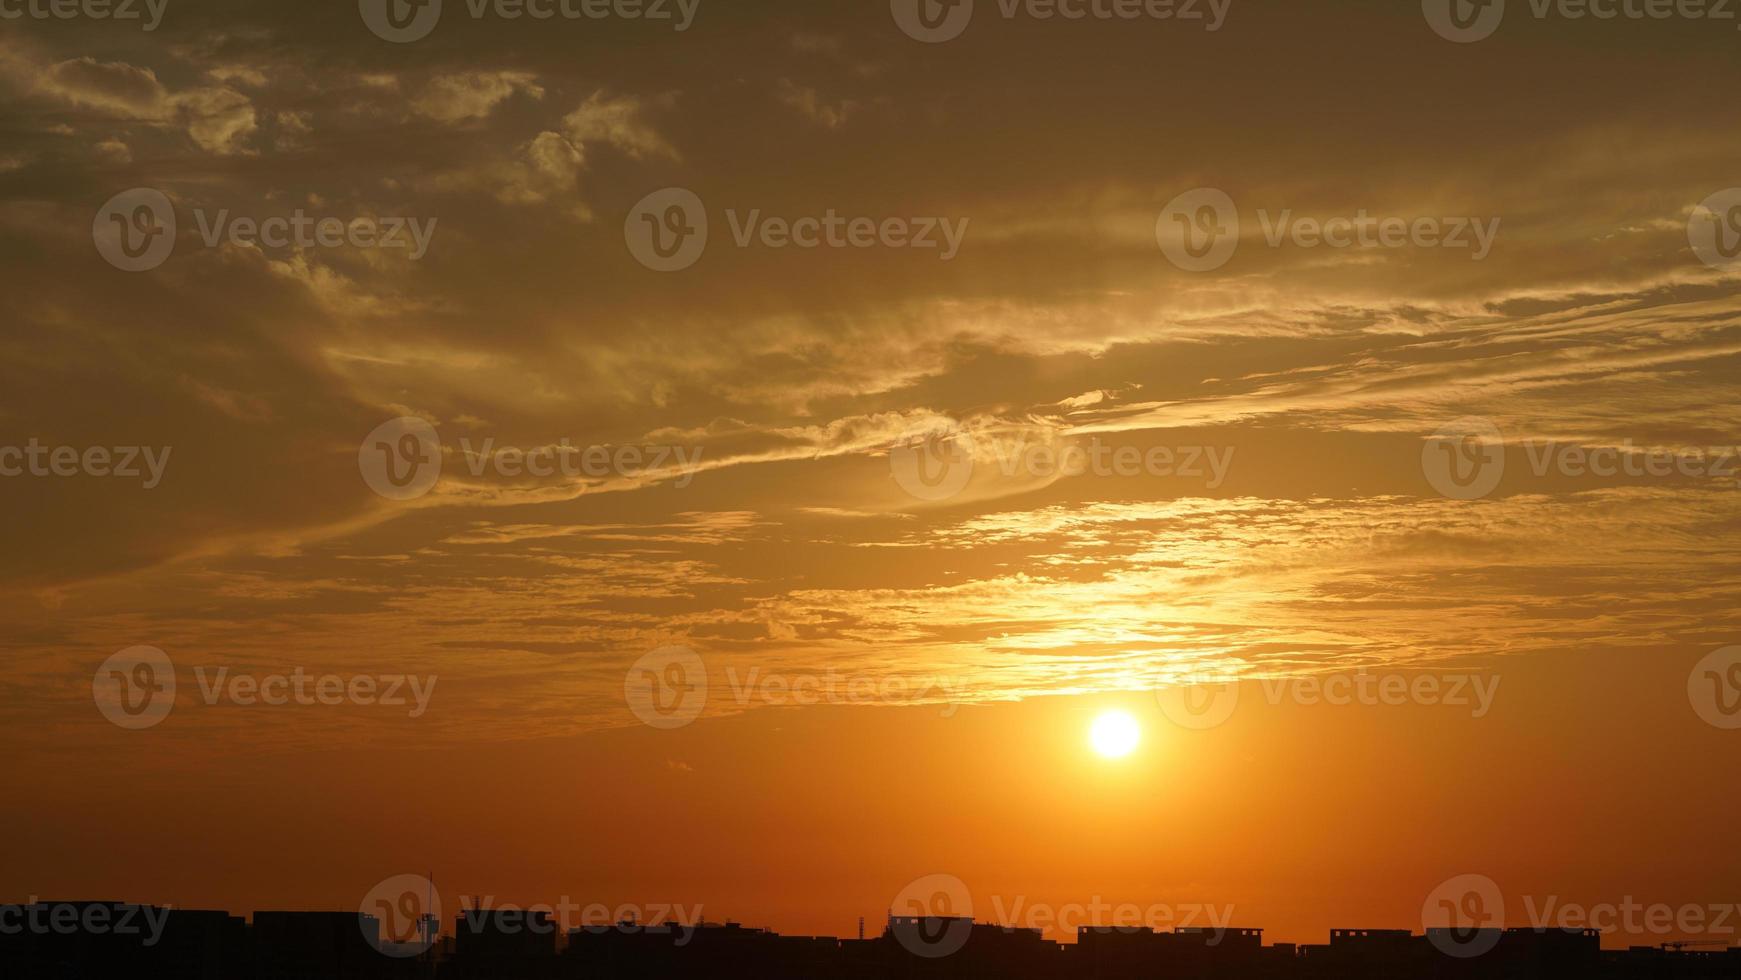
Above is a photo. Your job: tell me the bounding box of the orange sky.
[2,0,1740,952]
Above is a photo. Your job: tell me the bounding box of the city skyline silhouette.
[5,896,1741,978]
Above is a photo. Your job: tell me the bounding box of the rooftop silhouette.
[3,900,1739,979]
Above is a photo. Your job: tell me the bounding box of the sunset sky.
[3,0,1740,951]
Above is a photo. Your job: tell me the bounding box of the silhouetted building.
[0,902,244,980]
[253,910,396,980]
[563,919,845,979]
[879,916,1065,978]
[1077,924,1292,978]
[448,908,559,978]
[157,909,250,979]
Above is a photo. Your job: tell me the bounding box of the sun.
[1089,710,1141,758]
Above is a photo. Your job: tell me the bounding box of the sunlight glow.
[1089,710,1141,758]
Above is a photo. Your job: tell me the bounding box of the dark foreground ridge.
[3,902,1739,979]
